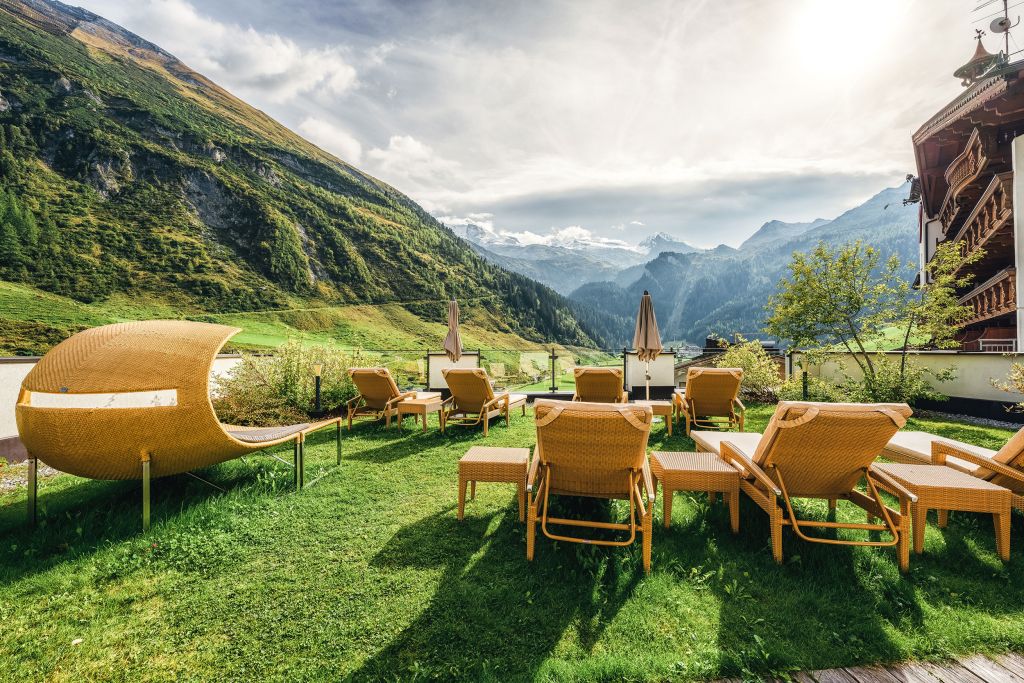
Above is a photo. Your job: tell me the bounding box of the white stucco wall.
[1,355,242,439]
[624,353,676,388]
[795,351,1024,403]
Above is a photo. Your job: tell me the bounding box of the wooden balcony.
[951,171,1014,278]
[958,267,1017,326]
[939,128,1001,234]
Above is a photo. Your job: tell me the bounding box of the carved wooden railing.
[940,128,993,233]
[958,267,1017,326]
[951,171,1013,271]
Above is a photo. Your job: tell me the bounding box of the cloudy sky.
[76,0,986,247]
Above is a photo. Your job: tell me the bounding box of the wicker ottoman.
[650,451,741,532]
[458,446,530,522]
[873,462,1012,561]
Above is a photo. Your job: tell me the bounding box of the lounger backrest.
[986,425,1024,487]
[443,368,495,413]
[683,367,743,415]
[535,399,652,497]
[752,401,911,497]
[573,367,624,403]
[349,368,402,410]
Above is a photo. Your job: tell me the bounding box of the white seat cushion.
[691,431,763,457]
[881,431,996,474]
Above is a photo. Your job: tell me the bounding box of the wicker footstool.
[458,446,530,522]
[873,463,1012,561]
[650,451,740,532]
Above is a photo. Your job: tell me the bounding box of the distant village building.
[913,34,1024,353]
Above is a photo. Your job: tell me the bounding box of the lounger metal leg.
[298,439,305,490]
[27,457,37,527]
[293,440,300,490]
[142,456,151,532]
[336,421,342,466]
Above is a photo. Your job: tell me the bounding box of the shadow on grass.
[0,442,304,583]
[351,498,642,681]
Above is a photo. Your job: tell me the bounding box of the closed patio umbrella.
[633,290,663,400]
[444,299,463,362]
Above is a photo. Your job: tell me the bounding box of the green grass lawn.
[2,405,1024,681]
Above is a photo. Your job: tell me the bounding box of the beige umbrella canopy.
[633,290,663,400]
[444,299,463,362]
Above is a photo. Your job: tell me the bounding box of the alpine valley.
[0,0,917,355]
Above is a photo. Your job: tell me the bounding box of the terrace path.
[716,652,1024,682]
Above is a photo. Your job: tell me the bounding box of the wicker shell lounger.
[527,400,656,573]
[16,321,342,531]
[346,367,416,429]
[675,367,745,435]
[712,401,917,570]
[572,367,628,403]
[440,368,527,436]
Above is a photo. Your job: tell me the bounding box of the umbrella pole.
[645,360,651,401]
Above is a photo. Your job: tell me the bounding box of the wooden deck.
[719,652,1024,682]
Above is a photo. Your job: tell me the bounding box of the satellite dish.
[991,16,1012,33]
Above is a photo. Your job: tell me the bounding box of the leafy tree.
[766,240,982,402]
[712,336,781,401]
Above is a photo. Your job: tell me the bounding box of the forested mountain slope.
[0,0,603,352]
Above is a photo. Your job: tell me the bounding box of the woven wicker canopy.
[16,320,321,480]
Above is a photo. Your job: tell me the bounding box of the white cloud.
[79,0,358,103]
[365,135,466,211]
[297,117,362,163]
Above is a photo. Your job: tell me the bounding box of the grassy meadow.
[2,405,1024,681]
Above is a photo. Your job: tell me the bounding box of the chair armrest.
[386,391,417,408]
[641,461,656,503]
[346,395,363,408]
[733,397,745,413]
[619,391,629,403]
[526,447,541,493]
[867,466,918,504]
[721,441,781,497]
[932,441,1024,484]
[441,396,455,408]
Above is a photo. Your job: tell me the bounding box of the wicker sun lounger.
[675,367,745,435]
[572,367,628,403]
[713,401,917,570]
[346,367,416,429]
[882,428,1024,512]
[440,368,527,436]
[526,400,656,573]
[16,321,342,531]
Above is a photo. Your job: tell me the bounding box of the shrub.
[778,375,846,402]
[713,338,781,401]
[992,362,1024,411]
[213,340,355,425]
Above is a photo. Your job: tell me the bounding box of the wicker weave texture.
[683,367,743,415]
[14,321,326,480]
[534,400,651,497]
[753,402,911,496]
[443,368,495,412]
[349,368,403,410]
[572,367,627,403]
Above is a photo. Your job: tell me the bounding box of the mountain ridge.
[0,0,607,351]
[569,185,918,345]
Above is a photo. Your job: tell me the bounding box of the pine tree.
[0,214,22,273]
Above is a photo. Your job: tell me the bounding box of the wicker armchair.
[572,367,628,403]
[346,367,415,429]
[716,401,917,571]
[440,368,526,436]
[675,367,745,435]
[15,321,342,531]
[527,400,656,573]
